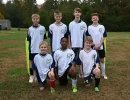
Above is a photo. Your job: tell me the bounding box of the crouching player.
[32,41,55,93]
[79,36,100,92]
[54,37,78,93]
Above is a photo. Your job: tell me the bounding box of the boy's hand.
[94,46,100,50]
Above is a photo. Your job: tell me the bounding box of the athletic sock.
[30,68,33,75]
[95,78,100,87]
[100,62,105,76]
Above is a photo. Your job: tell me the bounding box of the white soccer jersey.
[69,20,87,48]
[54,48,75,77]
[33,54,53,82]
[79,49,98,77]
[88,24,105,50]
[49,23,67,52]
[27,25,46,53]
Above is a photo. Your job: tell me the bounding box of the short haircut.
[91,13,99,17]
[39,41,48,48]
[74,8,81,13]
[54,10,62,16]
[85,36,93,43]
[32,13,40,19]
[60,37,68,42]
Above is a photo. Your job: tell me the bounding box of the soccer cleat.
[50,87,55,93]
[102,75,108,79]
[40,87,45,91]
[95,87,99,92]
[72,86,77,93]
[29,75,34,83]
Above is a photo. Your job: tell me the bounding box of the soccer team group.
[27,7,108,93]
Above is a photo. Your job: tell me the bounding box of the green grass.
[8,68,27,78]
[0,29,130,100]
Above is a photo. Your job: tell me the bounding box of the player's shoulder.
[67,48,74,53]
[98,24,105,28]
[62,23,67,27]
[80,49,84,53]
[39,25,45,29]
[49,23,55,27]
[91,49,97,53]
[69,20,74,25]
[88,24,93,28]
[47,53,52,57]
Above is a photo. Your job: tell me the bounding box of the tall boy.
[27,14,46,83]
[86,13,108,79]
[68,8,87,72]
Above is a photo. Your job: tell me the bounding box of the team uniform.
[79,49,100,84]
[32,53,53,87]
[49,22,68,53]
[86,24,107,58]
[69,20,87,63]
[54,48,75,85]
[27,25,46,60]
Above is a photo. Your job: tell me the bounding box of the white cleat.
[29,75,34,83]
[102,75,108,79]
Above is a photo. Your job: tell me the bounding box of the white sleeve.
[84,23,87,33]
[71,50,75,62]
[53,51,58,66]
[79,51,83,62]
[49,25,53,34]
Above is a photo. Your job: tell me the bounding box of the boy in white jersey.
[32,41,55,93]
[54,37,77,93]
[49,10,68,63]
[68,8,87,73]
[79,36,100,92]
[86,13,108,79]
[27,14,46,83]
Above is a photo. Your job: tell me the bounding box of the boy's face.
[92,16,99,24]
[32,16,40,25]
[74,10,81,18]
[40,44,47,54]
[60,38,68,48]
[54,14,62,23]
[84,41,92,50]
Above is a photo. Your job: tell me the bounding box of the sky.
[2,0,45,5]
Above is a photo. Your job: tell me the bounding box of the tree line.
[0,0,130,32]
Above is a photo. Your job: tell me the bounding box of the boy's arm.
[95,52,100,69]
[99,27,107,47]
[68,26,71,49]
[79,51,84,78]
[32,60,37,82]
[53,52,59,79]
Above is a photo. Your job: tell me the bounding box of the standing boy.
[79,36,100,92]
[54,37,77,93]
[49,10,68,56]
[27,14,46,83]
[87,13,108,79]
[68,8,87,73]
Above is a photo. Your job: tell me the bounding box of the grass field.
[0,28,130,100]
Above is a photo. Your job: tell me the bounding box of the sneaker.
[40,87,45,91]
[95,87,99,92]
[72,86,77,93]
[50,87,55,93]
[29,75,34,83]
[102,75,108,79]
